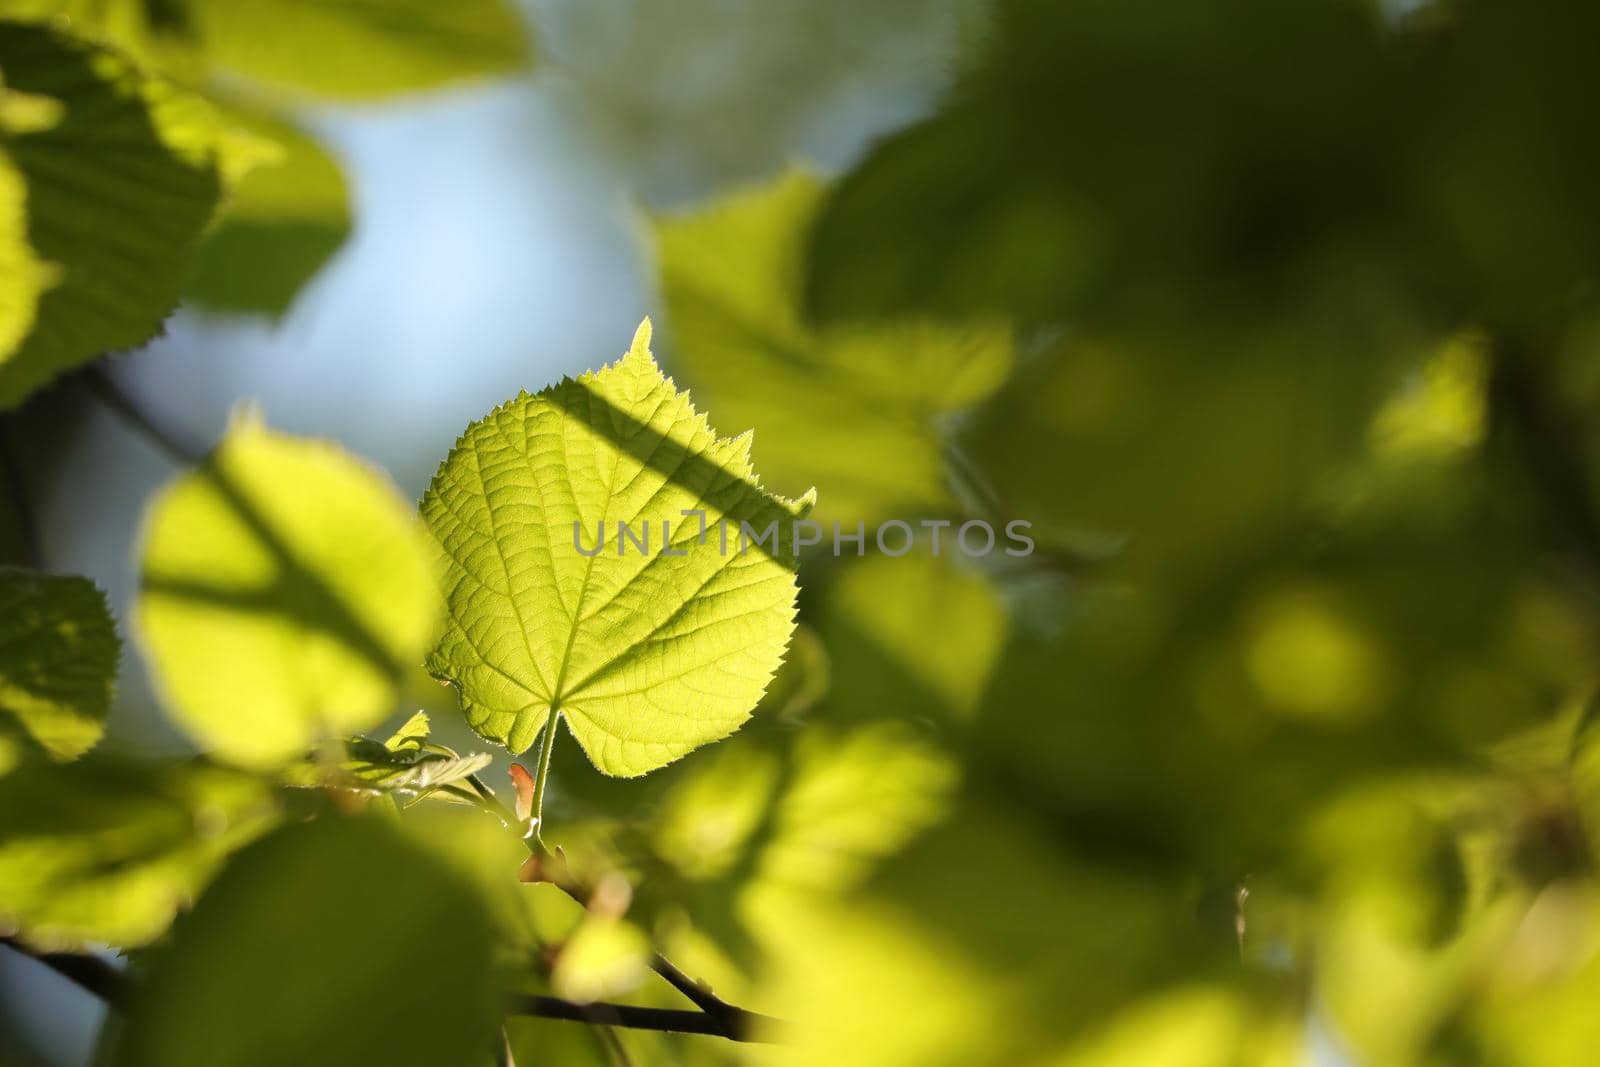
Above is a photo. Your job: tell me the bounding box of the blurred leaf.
[0,20,225,409]
[655,171,1012,521]
[961,323,1410,580]
[755,621,829,722]
[751,805,1214,1066]
[421,320,813,776]
[114,816,506,1067]
[814,549,1006,723]
[751,722,958,894]
[1045,986,1299,1067]
[804,0,1405,329]
[137,414,440,769]
[179,0,530,101]
[552,914,652,1003]
[1409,0,1600,327]
[0,567,118,760]
[0,82,53,362]
[185,101,349,315]
[0,757,277,950]
[641,721,957,975]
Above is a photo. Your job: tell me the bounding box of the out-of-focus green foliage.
[113,816,507,1067]
[0,567,117,759]
[0,0,530,385]
[655,172,1012,522]
[421,321,813,774]
[183,101,349,316]
[180,0,530,102]
[9,1,1600,1064]
[0,757,278,949]
[137,414,440,769]
[0,21,225,408]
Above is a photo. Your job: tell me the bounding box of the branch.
[0,936,781,1042]
[465,774,780,1037]
[0,936,128,1006]
[511,994,782,1043]
[1490,330,1600,572]
[0,418,40,566]
[81,365,206,466]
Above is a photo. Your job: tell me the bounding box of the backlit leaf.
[0,21,225,408]
[181,0,531,101]
[114,816,504,1067]
[654,171,1011,521]
[137,415,440,769]
[421,319,813,776]
[0,757,277,950]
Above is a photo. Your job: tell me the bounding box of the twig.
[464,773,778,1039]
[0,419,40,566]
[1490,330,1600,572]
[81,365,206,466]
[0,935,780,1042]
[0,936,127,1006]
[511,995,781,1043]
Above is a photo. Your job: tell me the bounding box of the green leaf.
[185,101,349,315]
[0,20,226,409]
[180,0,531,101]
[0,567,119,760]
[137,414,441,769]
[654,171,1012,521]
[551,914,652,1004]
[0,757,278,950]
[0,84,53,361]
[114,816,505,1067]
[421,319,814,777]
[283,711,494,803]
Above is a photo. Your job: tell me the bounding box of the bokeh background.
[7,0,1600,1064]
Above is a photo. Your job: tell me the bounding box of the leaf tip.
[629,317,654,356]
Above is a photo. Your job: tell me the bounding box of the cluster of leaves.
[0,0,529,409]
[2,321,821,1063]
[8,0,1600,1065]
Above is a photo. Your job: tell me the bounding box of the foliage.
[0,566,117,759]
[421,320,812,775]
[5,1,1600,1066]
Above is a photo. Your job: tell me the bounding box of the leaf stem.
[529,705,560,847]
[0,418,40,566]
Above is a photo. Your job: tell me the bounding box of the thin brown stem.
[511,995,782,1043]
[462,774,780,1039]
[82,365,205,466]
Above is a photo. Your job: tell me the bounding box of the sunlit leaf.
[0,20,225,408]
[114,816,505,1067]
[0,757,278,950]
[137,415,440,769]
[654,171,1012,521]
[282,711,493,803]
[185,101,349,315]
[180,0,531,101]
[421,319,814,776]
[0,567,118,760]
